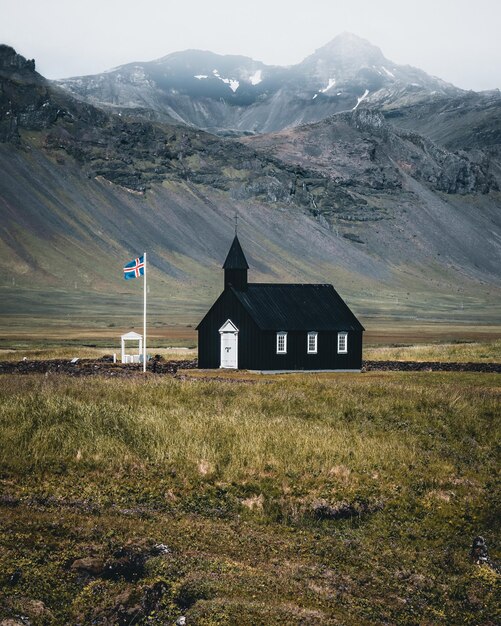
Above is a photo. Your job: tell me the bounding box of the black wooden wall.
[197,290,261,369]
[257,329,362,371]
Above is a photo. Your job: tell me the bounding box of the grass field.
[0,355,500,624]
[364,339,501,363]
[0,325,500,363]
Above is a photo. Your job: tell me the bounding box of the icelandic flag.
[123,255,145,280]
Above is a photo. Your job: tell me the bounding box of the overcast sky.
[1,0,500,90]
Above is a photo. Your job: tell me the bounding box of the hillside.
[0,43,500,330]
[242,110,500,280]
[381,90,501,154]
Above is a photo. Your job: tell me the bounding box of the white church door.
[219,319,239,369]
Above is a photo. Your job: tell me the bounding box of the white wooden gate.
[219,319,239,369]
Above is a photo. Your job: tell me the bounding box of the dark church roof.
[222,235,249,270]
[231,284,364,331]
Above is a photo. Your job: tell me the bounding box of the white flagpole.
[143,251,147,373]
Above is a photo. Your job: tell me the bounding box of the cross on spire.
[234,212,238,236]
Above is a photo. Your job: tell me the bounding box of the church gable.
[219,319,239,333]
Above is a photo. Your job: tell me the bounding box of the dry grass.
[364,339,501,362]
[0,346,197,362]
[0,375,403,478]
[0,372,498,485]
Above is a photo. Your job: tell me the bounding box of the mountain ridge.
[54,33,464,135]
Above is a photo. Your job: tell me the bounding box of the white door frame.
[219,319,239,369]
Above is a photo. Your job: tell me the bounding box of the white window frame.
[337,332,348,354]
[307,332,318,354]
[276,331,287,354]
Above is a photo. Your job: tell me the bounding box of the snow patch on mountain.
[194,74,208,80]
[250,70,262,85]
[212,69,239,92]
[320,78,336,93]
[352,89,370,110]
[381,66,395,78]
[312,78,336,99]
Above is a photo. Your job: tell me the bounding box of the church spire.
[223,235,249,270]
[223,235,248,290]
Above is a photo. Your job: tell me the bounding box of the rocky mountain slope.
[381,89,501,153]
[1,43,500,328]
[56,33,462,135]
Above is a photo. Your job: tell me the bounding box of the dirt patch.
[311,498,384,520]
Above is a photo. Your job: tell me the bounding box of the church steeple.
[223,235,249,291]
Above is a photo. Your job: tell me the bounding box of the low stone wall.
[362,360,501,373]
[0,358,499,376]
[0,358,197,377]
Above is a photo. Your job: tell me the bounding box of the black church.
[197,236,364,371]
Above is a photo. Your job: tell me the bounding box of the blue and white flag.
[123,256,145,280]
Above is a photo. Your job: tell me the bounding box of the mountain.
[1,43,500,330]
[55,33,462,135]
[297,33,455,93]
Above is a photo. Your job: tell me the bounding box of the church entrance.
[219,319,239,368]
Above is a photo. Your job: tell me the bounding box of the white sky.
[1,0,500,90]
